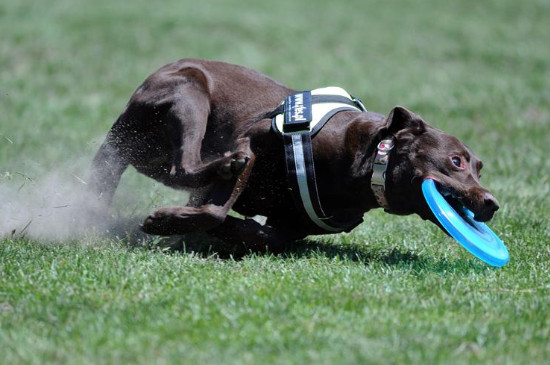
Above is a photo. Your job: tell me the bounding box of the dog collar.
[271,87,366,232]
[370,137,395,210]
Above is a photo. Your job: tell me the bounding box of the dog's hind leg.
[164,72,250,188]
[141,136,255,235]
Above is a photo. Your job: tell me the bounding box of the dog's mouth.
[431,181,497,223]
[436,183,469,215]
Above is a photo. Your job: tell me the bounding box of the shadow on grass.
[281,239,421,265]
[275,239,480,274]
[104,217,479,273]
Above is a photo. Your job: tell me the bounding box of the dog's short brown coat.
[89,58,499,252]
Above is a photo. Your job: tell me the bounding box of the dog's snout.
[484,192,500,213]
[472,191,500,222]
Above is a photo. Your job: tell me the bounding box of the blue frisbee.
[422,178,509,267]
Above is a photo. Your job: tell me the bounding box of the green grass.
[1,0,550,364]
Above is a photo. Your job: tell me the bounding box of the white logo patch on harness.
[283,91,313,133]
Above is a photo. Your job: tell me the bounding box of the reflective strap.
[290,134,342,232]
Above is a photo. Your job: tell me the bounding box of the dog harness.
[270,87,367,232]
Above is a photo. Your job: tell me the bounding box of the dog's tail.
[88,118,129,208]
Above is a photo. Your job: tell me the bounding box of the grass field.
[1,0,550,364]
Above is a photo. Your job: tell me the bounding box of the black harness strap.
[311,106,357,136]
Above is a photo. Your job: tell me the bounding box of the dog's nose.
[483,192,500,213]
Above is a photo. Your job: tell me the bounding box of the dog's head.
[382,106,499,224]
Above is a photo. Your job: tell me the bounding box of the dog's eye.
[451,156,463,168]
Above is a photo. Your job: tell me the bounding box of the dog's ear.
[385,106,426,137]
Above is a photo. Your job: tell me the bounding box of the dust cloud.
[0,167,110,241]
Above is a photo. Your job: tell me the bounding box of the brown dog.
[89,58,499,252]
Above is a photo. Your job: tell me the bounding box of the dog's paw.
[218,151,250,180]
[141,208,176,236]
